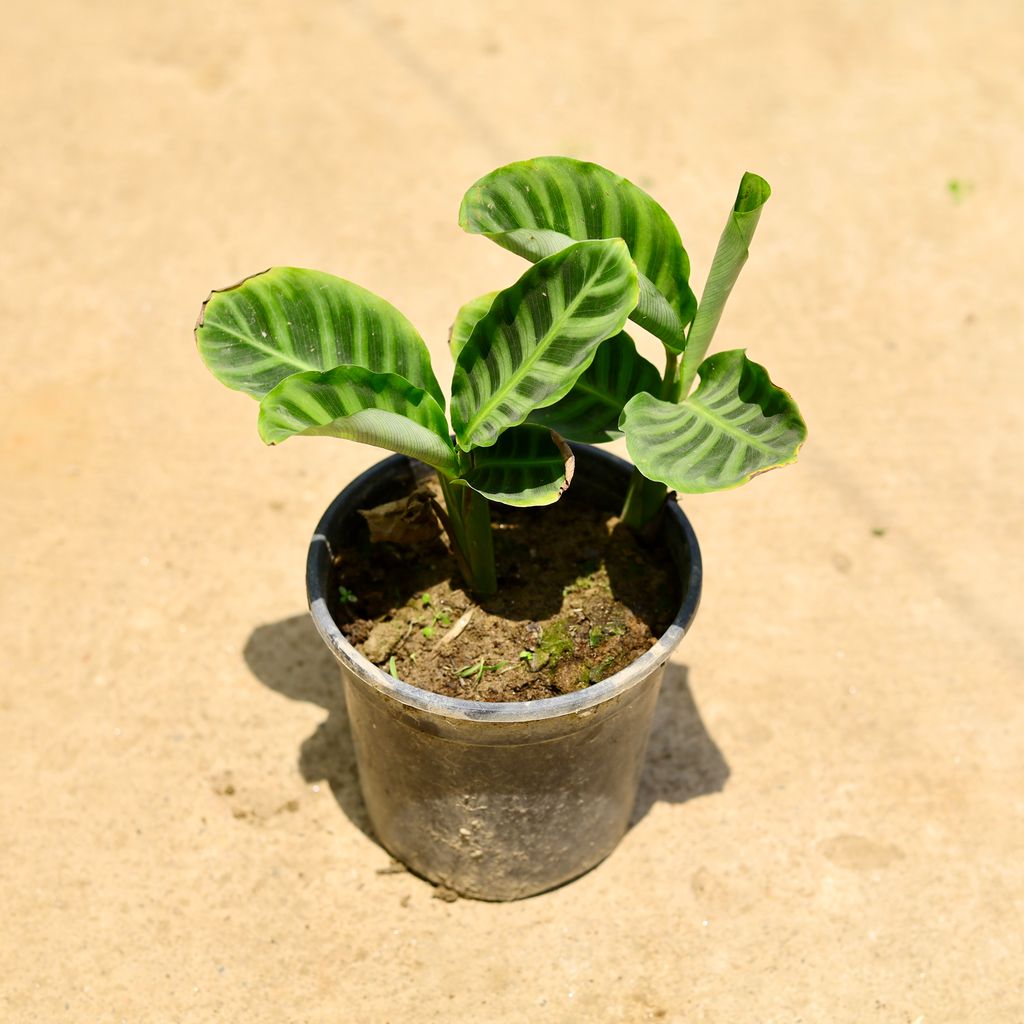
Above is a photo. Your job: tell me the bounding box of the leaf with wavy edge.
[527,331,660,443]
[196,266,445,408]
[621,350,806,493]
[449,290,499,361]
[459,156,695,351]
[463,425,574,507]
[678,173,771,396]
[257,365,459,475]
[451,239,638,451]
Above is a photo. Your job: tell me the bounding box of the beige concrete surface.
[2,1,1022,1021]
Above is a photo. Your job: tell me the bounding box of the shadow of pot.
[306,444,703,901]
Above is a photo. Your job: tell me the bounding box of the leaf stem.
[659,349,681,402]
[620,470,667,531]
[621,349,678,529]
[437,475,498,597]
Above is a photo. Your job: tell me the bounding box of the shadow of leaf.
[243,614,373,838]
[631,663,730,826]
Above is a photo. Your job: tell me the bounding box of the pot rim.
[306,445,702,724]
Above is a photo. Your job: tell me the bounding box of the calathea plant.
[457,157,807,528]
[195,239,639,596]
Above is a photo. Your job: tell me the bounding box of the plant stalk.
[620,349,680,530]
[437,475,498,597]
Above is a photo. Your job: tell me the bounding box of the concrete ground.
[3,1,1021,1021]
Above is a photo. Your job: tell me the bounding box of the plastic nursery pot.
[307,444,702,901]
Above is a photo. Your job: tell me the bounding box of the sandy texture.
[2,2,1022,1021]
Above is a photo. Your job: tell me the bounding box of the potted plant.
[195,157,806,900]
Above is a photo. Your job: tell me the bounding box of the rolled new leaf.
[460,156,695,352]
[527,331,660,444]
[677,173,771,397]
[451,239,638,451]
[462,424,574,507]
[257,365,460,476]
[196,266,445,408]
[620,350,806,493]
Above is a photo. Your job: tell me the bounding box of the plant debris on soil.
[328,478,680,702]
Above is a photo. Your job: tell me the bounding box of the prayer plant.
[457,157,807,529]
[195,240,639,596]
[196,157,805,601]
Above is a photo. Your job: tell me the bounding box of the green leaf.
[462,424,574,507]
[677,173,771,396]
[452,296,661,443]
[459,156,695,351]
[527,331,660,443]
[621,350,806,493]
[196,266,445,408]
[451,239,638,451]
[257,364,459,475]
[449,290,499,361]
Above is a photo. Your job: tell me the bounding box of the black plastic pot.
[307,444,702,901]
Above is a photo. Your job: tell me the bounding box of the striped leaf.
[678,173,771,396]
[451,239,638,451]
[196,267,444,407]
[451,295,660,442]
[621,350,806,493]
[463,425,574,507]
[527,331,660,443]
[257,365,459,475]
[449,290,499,361]
[459,156,695,351]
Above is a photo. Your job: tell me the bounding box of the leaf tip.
[256,420,278,446]
[194,294,211,335]
[195,267,274,336]
[735,173,771,213]
[550,430,575,496]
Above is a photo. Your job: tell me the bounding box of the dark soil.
[328,480,679,703]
